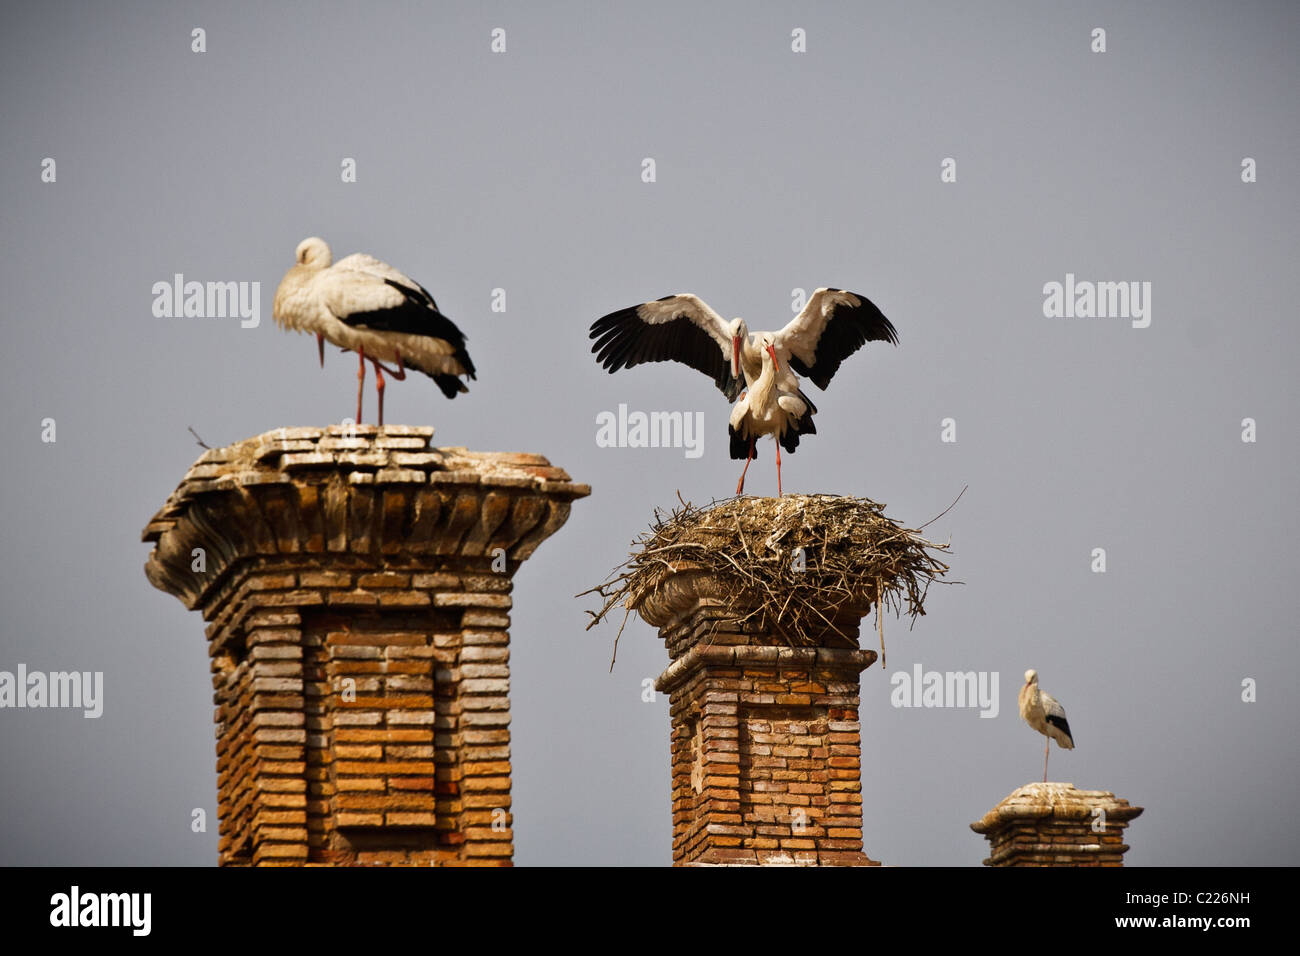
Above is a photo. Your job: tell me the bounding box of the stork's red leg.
[369,353,408,381]
[736,439,755,496]
[317,333,325,368]
[1043,738,1050,783]
[776,441,783,497]
[356,347,366,424]
[373,360,386,427]
[367,352,404,427]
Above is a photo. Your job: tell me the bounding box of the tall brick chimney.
[631,512,883,867]
[971,782,1144,866]
[142,425,588,866]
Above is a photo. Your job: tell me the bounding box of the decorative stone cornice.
[655,644,876,694]
[632,567,873,664]
[971,782,1144,867]
[141,426,591,611]
[972,782,1144,830]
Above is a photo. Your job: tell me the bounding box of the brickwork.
[971,782,1144,866]
[637,565,880,866]
[142,425,587,866]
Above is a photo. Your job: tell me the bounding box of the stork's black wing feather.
[589,299,741,400]
[340,279,477,378]
[785,289,897,391]
[1045,713,1074,745]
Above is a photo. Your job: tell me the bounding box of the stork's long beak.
[732,336,741,378]
[317,333,325,368]
[766,344,778,371]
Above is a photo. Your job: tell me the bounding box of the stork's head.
[760,332,778,371]
[729,318,749,378]
[295,236,332,269]
[1024,669,1038,685]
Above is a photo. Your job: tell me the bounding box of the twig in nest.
[188,426,211,449]
[918,484,967,531]
[608,607,632,672]
[876,574,886,668]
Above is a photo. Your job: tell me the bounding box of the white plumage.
[590,288,897,495]
[1018,669,1075,782]
[272,237,475,425]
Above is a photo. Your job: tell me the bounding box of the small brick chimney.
[635,561,879,866]
[142,425,588,866]
[971,782,1143,866]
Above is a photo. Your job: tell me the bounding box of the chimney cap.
[143,425,590,544]
[971,782,1145,833]
[141,426,589,609]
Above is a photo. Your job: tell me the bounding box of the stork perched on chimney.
[1018,669,1075,782]
[272,237,476,425]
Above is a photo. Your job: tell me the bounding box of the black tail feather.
[779,399,817,453]
[729,424,757,461]
[433,374,469,399]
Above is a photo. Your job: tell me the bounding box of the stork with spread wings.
[589,288,897,494]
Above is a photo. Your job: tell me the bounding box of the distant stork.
[272,237,476,425]
[589,289,897,495]
[1018,669,1075,782]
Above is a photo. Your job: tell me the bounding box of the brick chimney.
[634,553,880,866]
[971,782,1144,866]
[142,425,588,866]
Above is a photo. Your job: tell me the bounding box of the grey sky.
[1,0,1296,866]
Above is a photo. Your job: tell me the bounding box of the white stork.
[589,289,897,495]
[1018,669,1075,783]
[272,237,476,425]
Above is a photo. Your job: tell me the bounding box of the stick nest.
[582,493,956,668]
